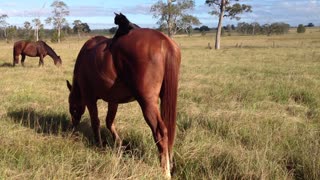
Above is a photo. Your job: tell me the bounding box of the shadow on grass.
[6,107,148,156]
[0,62,13,67]
[7,108,70,134]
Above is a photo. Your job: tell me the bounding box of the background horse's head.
[54,56,62,66]
[67,80,85,128]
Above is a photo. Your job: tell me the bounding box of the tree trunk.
[58,27,61,43]
[35,27,39,41]
[167,0,172,38]
[215,0,225,50]
[4,28,8,43]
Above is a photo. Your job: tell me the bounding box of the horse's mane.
[113,13,140,41]
[37,41,58,57]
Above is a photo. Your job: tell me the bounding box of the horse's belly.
[103,81,135,103]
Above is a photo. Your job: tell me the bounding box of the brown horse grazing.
[13,40,62,67]
[67,29,180,178]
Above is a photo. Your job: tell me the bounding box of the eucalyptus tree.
[205,0,252,49]
[32,18,43,41]
[73,20,83,39]
[0,14,9,42]
[23,21,33,40]
[151,0,199,38]
[46,0,69,43]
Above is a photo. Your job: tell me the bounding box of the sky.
[0,0,319,29]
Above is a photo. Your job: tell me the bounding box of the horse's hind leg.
[106,102,121,147]
[21,55,26,67]
[139,98,171,178]
[87,102,103,148]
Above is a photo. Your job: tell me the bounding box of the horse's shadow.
[0,62,13,67]
[7,108,70,135]
[6,108,147,155]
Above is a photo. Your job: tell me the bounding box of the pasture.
[1,29,320,179]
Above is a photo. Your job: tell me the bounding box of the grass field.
[1,28,320,179]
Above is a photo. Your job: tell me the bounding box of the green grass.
[1,29,320,179]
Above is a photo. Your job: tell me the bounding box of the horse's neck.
[71,79,82,99]
[43,43,58,59]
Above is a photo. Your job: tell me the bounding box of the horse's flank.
[72,36,134,104]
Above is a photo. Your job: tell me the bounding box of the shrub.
[297,24,306,33]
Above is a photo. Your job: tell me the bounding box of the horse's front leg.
[87,102,103,148]
[106,102,121,147]
[39,55,44,67]
[13,55,20,66]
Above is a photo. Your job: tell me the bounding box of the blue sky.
[0,0,319,29]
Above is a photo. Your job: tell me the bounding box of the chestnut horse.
[13,40,62,67]
[67,29,180,177]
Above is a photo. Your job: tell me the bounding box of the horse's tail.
[160,42,181,160]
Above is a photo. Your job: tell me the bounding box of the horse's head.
[54,56,62,66]
[67,80,85,128]
[114,12,130,26]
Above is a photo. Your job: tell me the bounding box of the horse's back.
[111,28,180,100]
[112,28,180,71]
[113,29,180,60]
[74,36,110,74]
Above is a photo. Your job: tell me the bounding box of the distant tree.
[297,24,306,33]
[62,23,72,35]
[205,0,252,49]
[0,14,9,42]
[73,20,83,39]
[23,21,33,40]
[109,27,118,34]
[231,24,235,30]
[177,14,201,35]
[73,20,91,39]
[46,0,69,43]
[7,25,17,42]
[270,22,289,34]
[199,25,210,32]
[32,18,43,41]
[151,0,198,38]
[81,23,91,33]
[251,22,260,35]
[237,22,289,36]
[307,23,314,27]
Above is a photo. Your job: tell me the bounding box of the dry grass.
[1,28,320,179]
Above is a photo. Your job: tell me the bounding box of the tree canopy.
[46,0,69,43]
[151,0,200,37]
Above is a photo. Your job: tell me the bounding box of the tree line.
[0,0,90,43]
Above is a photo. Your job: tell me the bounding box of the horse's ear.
[66,80,72,91]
